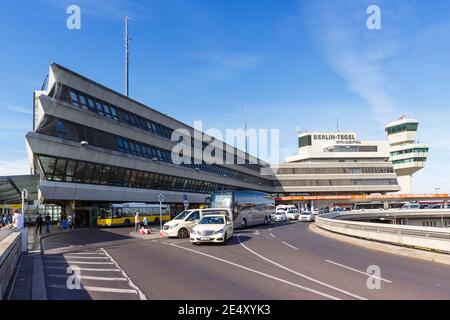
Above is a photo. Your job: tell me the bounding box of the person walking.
[35,214,44,235]
[68,215,73,229]
[143,216,148,229]
[45,213,51,234]
[134,212,140,232]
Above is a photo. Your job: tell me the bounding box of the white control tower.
[385,116,429,193]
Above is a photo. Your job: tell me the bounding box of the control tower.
[385,116,429,193]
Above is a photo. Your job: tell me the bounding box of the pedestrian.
[11,209,24,230]
[45,213,51,234]
[35,214,43,235]
[143,216,148,229]
[68,215,73,229]
[134,212,140,232]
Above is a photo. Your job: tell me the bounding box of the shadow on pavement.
[42,228,134,252]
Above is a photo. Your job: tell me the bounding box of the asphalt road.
[41,221,450,300]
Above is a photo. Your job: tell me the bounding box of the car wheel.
[154,217,160,225]
[222,232,228,245]
[178,228,188,239]
[124,219,131,227]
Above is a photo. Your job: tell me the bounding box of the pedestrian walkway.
[43,248,146,300]
[8,224,57,300]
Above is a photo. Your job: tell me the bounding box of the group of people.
[0,212,13,228]
[34,213,52,235]
[57,214,75,231]
[0,209,24,230]
[134,212,149,232]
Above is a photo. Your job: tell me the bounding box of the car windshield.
[199,216,225,225]
[173,210,192,220]
[302,212,311,216]
[288,209,297,213]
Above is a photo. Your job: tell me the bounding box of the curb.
[309,223,450,266]
[129,230,163,240]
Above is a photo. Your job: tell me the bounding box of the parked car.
[162,208,232,238]
[190,214,234,244]
[298,211,314,222]
[401,203,421,209]
[286,208,299,220]
[273,211,287,222]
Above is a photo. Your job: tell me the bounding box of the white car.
[286,209,299,220]
[273,211,287,222]
[190,214,233,244]
[298,211,314,222]
[162,208,232,238]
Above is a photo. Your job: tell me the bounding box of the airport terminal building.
[24,64,275,225]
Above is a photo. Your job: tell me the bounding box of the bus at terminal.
[97,203,171,227]
[210,190,275,228]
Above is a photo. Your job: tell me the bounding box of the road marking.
[45,266,121,272]
[270,233,276,238]
[281,241,298,250]
[325,260,392,283]
[62,252,104,255]
[47,274,128,281]
[167,242,340,300]
[48,284,138,294]
[48,256,109,260]
[53,261,115,265]
[237,235,367,300]
[100,248,148,300]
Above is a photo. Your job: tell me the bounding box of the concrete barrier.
[315,217,450,253]
[0,231,22,299]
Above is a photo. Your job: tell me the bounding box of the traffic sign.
[183,200,189,208]
[158,193,164,203]
[22,189,28,200]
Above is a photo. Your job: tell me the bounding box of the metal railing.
[315,216,450,253]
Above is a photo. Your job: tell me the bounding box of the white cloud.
[301,0,411,124]
[0,159,31,176]
[189,51,265,81]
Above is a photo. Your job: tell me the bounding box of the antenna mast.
[125,16,130,97]
[244,103,248,154]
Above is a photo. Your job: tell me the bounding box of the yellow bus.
[97,203,171,227]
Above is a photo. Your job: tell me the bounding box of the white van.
[162,208,233,238]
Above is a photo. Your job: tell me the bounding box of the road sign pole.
[159,201,163,231]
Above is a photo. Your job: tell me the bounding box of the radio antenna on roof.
[125,16,130,97]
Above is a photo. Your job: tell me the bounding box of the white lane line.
[270,233,276,238]
[47,261,115,265]
[100,248,148,300]
[45,266,121,272]
[48,256,109,260]
[47,274,128,281]
[48,284,137,294]
[281,241,298,250]
[237,235,367,300]
[167,242,340,300]
[61,252,104,255]
[325,260,392,283]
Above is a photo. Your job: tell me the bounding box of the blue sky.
[1,0,450,193]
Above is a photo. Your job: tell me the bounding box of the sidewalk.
[7,225,58,300]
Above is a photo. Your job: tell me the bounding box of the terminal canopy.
[0,175,39,204]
